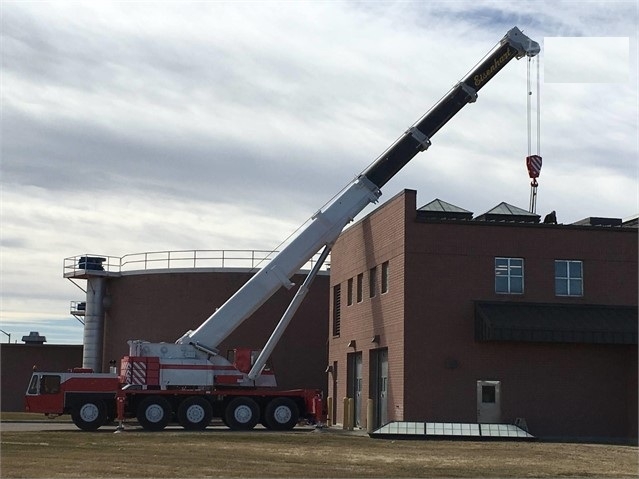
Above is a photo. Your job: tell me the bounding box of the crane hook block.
[526,154,542,179]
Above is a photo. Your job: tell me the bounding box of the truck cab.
[25,369,120,430]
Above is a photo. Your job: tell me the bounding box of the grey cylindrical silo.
[83,276,106,371]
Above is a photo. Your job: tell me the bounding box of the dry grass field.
[1,415,637,478]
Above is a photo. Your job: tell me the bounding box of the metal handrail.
[64,249,330,276]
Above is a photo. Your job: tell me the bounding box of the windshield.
[26,374,39,395]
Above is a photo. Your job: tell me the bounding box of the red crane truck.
[25,27,540,431]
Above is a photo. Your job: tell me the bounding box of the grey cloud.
[0,236,29,249]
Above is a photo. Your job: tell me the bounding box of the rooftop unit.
[474,202,540,223]
[571,217,623,227]
[417,198,473,221]
[22,331,46,345]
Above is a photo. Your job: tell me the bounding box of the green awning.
[475,302,637,345]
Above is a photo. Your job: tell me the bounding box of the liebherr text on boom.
[25,27,540,432]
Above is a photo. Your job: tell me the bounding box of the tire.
[224,397,260,430]
[264,397,299,431]
[71,398,107,431]
[178,396,213,431]
[137,396,172,431]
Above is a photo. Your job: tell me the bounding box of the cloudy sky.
[1,1,637,345]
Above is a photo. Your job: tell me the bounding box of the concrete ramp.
[370,422,535,441]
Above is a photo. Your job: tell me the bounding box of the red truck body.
[25,350,324,431]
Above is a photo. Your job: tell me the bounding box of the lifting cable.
[526,55,542,214]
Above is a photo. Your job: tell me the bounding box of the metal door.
[373,349,388,427]
[354,353,362,427]
[477,380,501,423]
[346,352,363,427]
[330,361,338,424]
[379,350,388,426]
[370,348,388,428]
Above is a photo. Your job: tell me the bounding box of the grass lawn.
[1,414,637,478]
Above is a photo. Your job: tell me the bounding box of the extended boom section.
[364,27,539,188]
[178,176,382,349]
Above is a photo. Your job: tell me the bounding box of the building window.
[332,285,341,336]
[381,261,389,294]
[482,385,496,403]
[555,260,583,296]
[41,375,61,394]
[495,257,524,294]
[347,278,353,306]
[356,273,363,303]
[369,266,377,298]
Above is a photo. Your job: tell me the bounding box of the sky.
[1,1,637,345]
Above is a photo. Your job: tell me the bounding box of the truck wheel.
[178,396,212,430]
[224,397,259,430]
[137,396,171,431]
[71,399,107,431]
[264,397,299,430]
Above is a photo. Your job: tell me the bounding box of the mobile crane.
[25,27,540,431]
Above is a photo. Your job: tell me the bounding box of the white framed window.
[495,257,524,294]
[555,260,583,296]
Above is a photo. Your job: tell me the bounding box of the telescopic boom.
[177,27,540,354]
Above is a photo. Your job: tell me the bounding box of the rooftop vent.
[417,198,473,220]
[571,217,622,227]
[474,202,540,223]
[622,215,638,228]
[22,331,47,345]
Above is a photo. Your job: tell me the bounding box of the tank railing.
[63,254,122,277]
[120,250,281,271]
[69,301,86,325]
[64,250,330,276]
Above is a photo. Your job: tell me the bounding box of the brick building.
[328,189,637,441]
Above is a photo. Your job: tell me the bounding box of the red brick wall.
[403,198,637,439]
[329,188,637,440]
[102,270,329,392]
[328,190,409,426]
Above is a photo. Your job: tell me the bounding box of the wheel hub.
[186,405,205,423]
[273,405,292,424]
[80,403,99,422]
[234,405,253,424]
[145,404,165,423]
